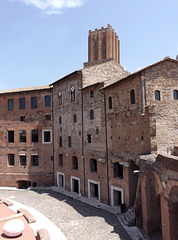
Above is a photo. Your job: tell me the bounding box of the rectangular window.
[8,154,14,166]
[31,130,38,142]
[19,98,25,109]
[87,134,92,143]
[31,97,37,109]
[59,136,62,147]
[31,155,38,166]
[59,154,63,167]
[45,115,51,120]
[45,95,51,107]
[19,130,26,142]
[20,116,25,121]
[8,131,14,143]
[59,116,62,124]
[42,130,52,143]
[8,99,14,111]
[68,136,72,147]
[20,155,26,166]
[73,114,77,122]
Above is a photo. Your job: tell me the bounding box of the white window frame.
[42,129,52,144]
[70,176,80,195]
[111,185,124,207]
[88,179,100,202]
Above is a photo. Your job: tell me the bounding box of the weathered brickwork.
[0,87,53,187]
[0,24,177,240]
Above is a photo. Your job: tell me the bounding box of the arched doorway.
[169,185,178,240]
[145,173,162,239]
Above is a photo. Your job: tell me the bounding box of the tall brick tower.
[88,24,120,64]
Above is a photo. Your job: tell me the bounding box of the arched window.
[90,109,94,120]
[72,156,78,170]
[130,89,135,104]
[90,158,97,173]
[173,90,178,100]
[70,87,75,102]
[113,162,123,179]
[59,154,63,167]
[155,90,160,100]
[90,90,94,98]
[58,91,62,105]
[108,96,112,109]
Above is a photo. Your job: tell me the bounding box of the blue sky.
[0,0,178,90]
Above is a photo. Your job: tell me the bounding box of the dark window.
[8,99,14,111]
[8,154,14,166]
[31,155,39,166]
[90,90,94,98]
[31,97,37,109]
[73,114,77,122]
[43,131,51,143]
[31,130,38,142]
[72,156,78,170]
[19,130,26,142]
[173,90,178,100]
[59,116,62,124]
[20,116,25,121]
[20,155,26,166]
[155,90,160,100]
[90,158,97,173]
[59,154,63,167]
[114,162,123,179]
[90,110,94,120]
[108,96,112,109]
[87,134,92,143]
[19,98,25,109]
[59,136,62,147]
[45,115,51,120]
[68,136,72,147]
[130,89,135,104]
[8,131,14,143]
[70,87,75,102]
[58,92,62,105]
[45,95,51,107]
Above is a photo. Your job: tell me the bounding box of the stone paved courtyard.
[0,189,131,240]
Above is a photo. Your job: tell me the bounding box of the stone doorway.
[111,186,124,207]
[71,176,80,194]
[57,172,65,188]
[88,179,100,201]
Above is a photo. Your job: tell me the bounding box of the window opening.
[19,98,25,110]
[87,134,92,143]
[59,116,62,124]
[90,110,94,120]
[58,92,62,105]
[8,131,14,143]
[59,154,63,167]
[90,158,97,173]
[73,114,77,122]
[19,130,26,142]
[20,116,25,121]
[31,155,38,166]
[72,156,78,170]
[45,95,51,107]
[31,97,37,109]
[8,154,14,166]
[114,162,123,179]
[90,90,94,98]
[108,96,112,109]
[130,89,135,104]
[155,90,160,100]
[59,137,62,147]
[20,155,26,166]
[31,130,38,142]
[45,115,51,120]
[68,136,72,147]
[70,87,75,102]
[8,99,14,111]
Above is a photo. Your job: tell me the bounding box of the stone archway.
[169,185,178,240]
[144,172,162,239]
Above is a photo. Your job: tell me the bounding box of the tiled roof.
[0,85,52,94]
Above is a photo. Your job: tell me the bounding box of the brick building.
[0,86,53,188]
[0,24,177,239]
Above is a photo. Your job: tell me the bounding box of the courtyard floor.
[0,188,131,240]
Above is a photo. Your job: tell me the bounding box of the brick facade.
[0,25,177,239]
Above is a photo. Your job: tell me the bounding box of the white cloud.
[11,0,85,14]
